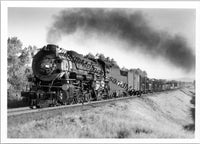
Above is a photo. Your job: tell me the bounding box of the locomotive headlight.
[44,64,50,68]
[41,63,51,70]
[39,56,56,75]
[44,65,50,68]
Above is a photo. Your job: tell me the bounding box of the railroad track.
[8,107,30,113]
[8,89,177,117]
[8,107,36,117]
[8,90,180,126]
[7,94,144,117]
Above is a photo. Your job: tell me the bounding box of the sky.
[8,7,195,80]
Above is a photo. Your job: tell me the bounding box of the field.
[8,86,195,138]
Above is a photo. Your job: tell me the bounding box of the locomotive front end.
[32,44,69,82]
[21,44,73,108]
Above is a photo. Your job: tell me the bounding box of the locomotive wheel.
[78,94,84,104]
[65,97,73,105]
[137,91,142,97]
[58,90,68,104]
[84,93,89,102]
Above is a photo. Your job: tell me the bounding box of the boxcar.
[107,65,128,97]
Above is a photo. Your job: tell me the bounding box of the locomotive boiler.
[21,44,110,108]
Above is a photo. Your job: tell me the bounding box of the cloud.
[47,8,195,72]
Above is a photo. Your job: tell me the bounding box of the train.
[21,44,183,108]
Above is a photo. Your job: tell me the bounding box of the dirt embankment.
[8,87,195,138]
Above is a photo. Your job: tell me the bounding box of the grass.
[8,91,29,108]
[8,87,195,138]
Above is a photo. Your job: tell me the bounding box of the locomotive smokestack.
[47,8,195,72]
[46,44,58,49]
[43,44,58,53]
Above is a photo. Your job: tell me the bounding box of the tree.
[7,37,36,100]
[105,57,110,62]
[19,45,37,66]
[110,58,118,66]
[143,70,147,77]
[85,52,95,60]
[7,37,23,67]
[96,53,106,61]
[121,67,128,71]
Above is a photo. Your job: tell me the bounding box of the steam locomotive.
[21,44,181,108]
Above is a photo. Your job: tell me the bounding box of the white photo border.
[1,1,200,143]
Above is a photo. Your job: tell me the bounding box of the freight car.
[21,44,181,108]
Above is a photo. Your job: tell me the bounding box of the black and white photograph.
[1,1,200,143]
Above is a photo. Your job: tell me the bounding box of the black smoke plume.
[47,8,195,72]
